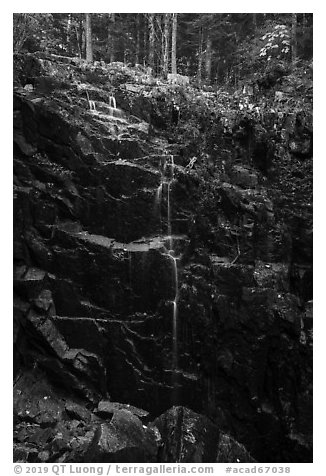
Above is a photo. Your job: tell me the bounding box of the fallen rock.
[14,370,65,427]
[216,433,256,462]
[95,401,149,423]
[153,406,219,462]
[65,402,92,423]
[85,409,157,462]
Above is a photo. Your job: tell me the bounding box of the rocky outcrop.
[13,53,312,463]
[154,406,220,463]
[153,406,255,463]
[85,410,158,463]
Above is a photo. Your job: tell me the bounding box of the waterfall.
[171,255,179,371]
[109,96,117,109]
[155,182,163,210]
[155,155,179,383]
[89,100,96,111]
[165,155,175,250]
[85,90,96,111]
[107,95,125,119]
[167,181,172,247]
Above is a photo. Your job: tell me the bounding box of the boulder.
[65,402,92,423]
[14,370,65,427]
[153,406,219,462]
[95,401,149,423]
[216,433,256,462]
[85,410,157,462]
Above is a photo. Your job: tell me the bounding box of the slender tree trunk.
[292,13,297,65]
[148,14,155,70]
[197,25,203,86]
[73,15,82,58]
[85,13,93,62]
[79,15,84,58]
[81,22,86,58]
[67,14,71,54]
[171,13,177,75]
[135,14,141,64]
[108,13,115,63]
[253,13,257,31]
[160,15,164,74]
[163,13,170,76]
[143,24,148,65]
[74,23,82,58]
[205,32,212,83]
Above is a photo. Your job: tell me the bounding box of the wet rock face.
[14,53,312,463]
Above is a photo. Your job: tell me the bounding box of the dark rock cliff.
[13,53,312,463]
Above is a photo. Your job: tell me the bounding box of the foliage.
[13,13,313,87]
[13,14,53,53]
[259,24,291,62]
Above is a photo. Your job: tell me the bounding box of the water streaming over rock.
[107,96,125,119]
[155,155,179,396]
[89,100,96,111]
[109,96,117,109]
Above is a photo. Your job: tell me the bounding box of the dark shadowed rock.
[153,406,219,462]
[153,406,255,463]
[216,433,256,462]
[65,402,92,423]
[14,370,65,427]
[85,410,157,462]
[95,401,149,423]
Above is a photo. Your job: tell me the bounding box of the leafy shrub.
[259,24,291,62]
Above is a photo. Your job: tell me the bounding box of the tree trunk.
[67,14,71,54]
[292,13,297,65]
[148,14,155,70]
[197,25,203,86]
[171,13,177,75]
[143,23,148,65]
[163,14,170,76]
[205,33,212,83]
[253,13,257,31]
[159,15,164,73]
[135,14,141,64]
[79,16,84,58]
[73,15,82,58]
[85,13,93,62]
[108,13,115,63]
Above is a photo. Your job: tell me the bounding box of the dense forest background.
[13,13,313,87]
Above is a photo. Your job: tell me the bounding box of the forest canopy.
[13,13,313,86]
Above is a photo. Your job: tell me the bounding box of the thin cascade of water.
[85,90,96,111]
[167,180,172,249]
[171,255,179,371]
[153,154,179,378]
[163,155,179,376]
[155,182,163,210]
[109,96,117,109]
[173,300,178,369]
[127,250,133,287]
